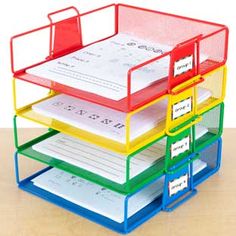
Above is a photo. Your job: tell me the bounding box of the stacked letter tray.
[11,4,228,234]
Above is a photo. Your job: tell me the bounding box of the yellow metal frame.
[166,65,227,134]
[125,95,168,152]
[196,65,227,114]
[13,78,167,155]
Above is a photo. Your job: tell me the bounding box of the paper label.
[169,174,188,197]
[172,97,192,120]
[174,55,193,77]
[171,136,190,159]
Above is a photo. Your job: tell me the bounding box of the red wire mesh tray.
[10,4,228,112]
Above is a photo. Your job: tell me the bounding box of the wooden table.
[0,128,236,236]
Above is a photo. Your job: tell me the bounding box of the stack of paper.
[27,33,172,101]
[32,124,208,184]
[26,33,208,101]
[32,94,168,143]
[197,87,212,104]
[192,159,207,175]
[32,133,166,184]
[32,168,165,223]
[32,88,211,143]
[32,157,207,223]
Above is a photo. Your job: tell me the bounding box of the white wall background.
[0,0,235,127]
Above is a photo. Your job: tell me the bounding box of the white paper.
[195,124,208,140]
[192,159,207,175]
[32,168,164,223]
[32,133,166,184]
[32,94,167,143]
[197,87,212,104]
[26,33,208,101]
[31,159,206,222]
[27,33,172,101]
[32,124,208,184]
[32,87,211,144]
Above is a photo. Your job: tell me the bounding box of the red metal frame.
[10,3,228,112]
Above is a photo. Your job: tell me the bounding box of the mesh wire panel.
[118,5,222,46]
[199,105,222,134]
[199,141,219,168]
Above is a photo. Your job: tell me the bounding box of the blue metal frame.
[14,152,164,234]
[14,138,222,234]
[193,138,222,187]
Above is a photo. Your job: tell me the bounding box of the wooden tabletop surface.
[0,128,236,236]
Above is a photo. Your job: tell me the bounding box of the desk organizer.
[14,138,222,234]
[13,66,226,155]
[10,4,228,112]
[11,4,228,234]
[13,102,224,194]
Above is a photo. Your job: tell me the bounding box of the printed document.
[27,33,208,100]
[32,168,165,223]
[32,94,168,143]
[32,159,207,223]
[32,124,208,184]
[32,87,211,143]
[32,133,166,184]
[27,33,172,100]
